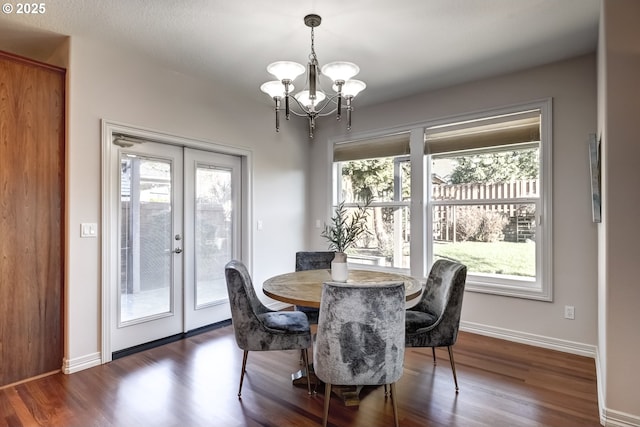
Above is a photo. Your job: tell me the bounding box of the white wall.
[309,54,599,350]
[61,35,310,363]
[599,0,640,423]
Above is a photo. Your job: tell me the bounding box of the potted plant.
[320,198,371,281]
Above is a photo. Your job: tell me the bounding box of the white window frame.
[330,98,552,301]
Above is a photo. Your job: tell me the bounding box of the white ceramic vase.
[331,252,348,282]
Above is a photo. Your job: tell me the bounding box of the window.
[334,133,411,269]
[331,100,552,300]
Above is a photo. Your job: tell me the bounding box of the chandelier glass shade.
[260,14,366,138]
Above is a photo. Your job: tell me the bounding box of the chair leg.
[432,347,437,364]
[301,348,312,395]
[322,383,332,427]
[238,350,249,397]
[390,382,399,427]
[447,346,459,393]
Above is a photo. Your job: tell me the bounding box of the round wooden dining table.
[263,268,423,308]
[263,268,422,406]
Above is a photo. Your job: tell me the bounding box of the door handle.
[173,247,183,254]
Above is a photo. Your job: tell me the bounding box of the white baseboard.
[62,352,101,374]
[601,408,640,427]
[595,349,640,427]
[460,320,597,358]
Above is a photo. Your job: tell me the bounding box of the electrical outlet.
[564,305,575,320]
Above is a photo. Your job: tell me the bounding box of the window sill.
[466,279,552,301]
[348,264,551,301]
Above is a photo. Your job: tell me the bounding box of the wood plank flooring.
[0,327,601,427]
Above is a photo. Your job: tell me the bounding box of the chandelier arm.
[286,106,337,118]
[313,95,341,117]
[286,92,342,118]
[287,93,340,117]
[288,93,307,110]
[288,109,311,118]
[316,108,339,118]
[320,93,340,103]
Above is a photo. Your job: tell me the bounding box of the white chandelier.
[260,14,366,139]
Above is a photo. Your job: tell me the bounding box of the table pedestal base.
[292,365,364,406]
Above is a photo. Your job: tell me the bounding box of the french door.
[110,140,241,353]
[184,148,241,331]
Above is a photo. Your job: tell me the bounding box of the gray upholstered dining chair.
[314,281,406,427]
[294,251,334,324]
[224,260,313,396]
[405,259,467,392]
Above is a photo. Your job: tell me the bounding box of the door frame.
[100,120,253,363]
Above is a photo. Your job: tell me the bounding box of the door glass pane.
[195,165,232,308]
[120,155,173,324]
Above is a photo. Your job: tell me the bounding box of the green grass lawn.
[433,240,535,277]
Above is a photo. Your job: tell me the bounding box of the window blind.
[333,109,540,161]
[333,132,411,162]
[424,109,541,155]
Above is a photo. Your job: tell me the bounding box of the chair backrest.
[314,281,406,386]
[224,260,271,349]
[295,251,335,272]
[412,259,467,345]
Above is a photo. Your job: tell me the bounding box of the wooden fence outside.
[432,180,538,243]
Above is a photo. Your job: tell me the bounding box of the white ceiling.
[0,0,600,107]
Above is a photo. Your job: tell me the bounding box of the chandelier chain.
[309,27,318,64]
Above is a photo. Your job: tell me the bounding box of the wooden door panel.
[0,51,65,386]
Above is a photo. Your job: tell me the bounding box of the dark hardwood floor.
[0,327,601,427]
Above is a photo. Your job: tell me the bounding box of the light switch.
[80,223,98,238]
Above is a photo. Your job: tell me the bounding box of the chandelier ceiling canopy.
[261,14,366,139]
